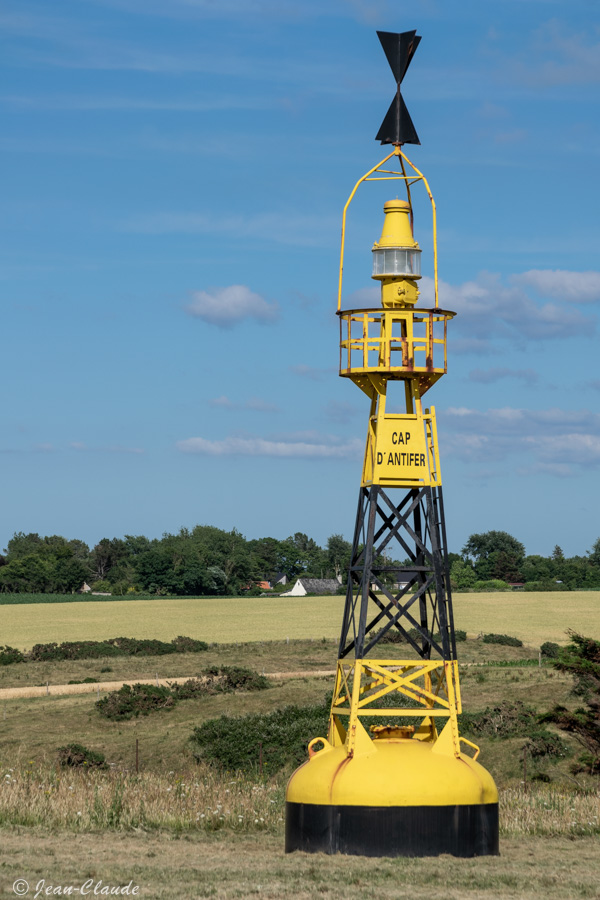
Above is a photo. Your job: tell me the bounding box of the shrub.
[67,677,99,684]
[541,641,560,659]
[202,666,270,692]
[541,632,600,775]
[523,581,565,592]
[23,635,208,664]
[171,635,209,653]
[57,743,107,770]
[482,633,523,647]
[460,701,537,738]
[472,580,511,591]
[190,699,330,774]
[524,729,566,759]
[96,684,176,720]
[169,668,270,700]
[0,645,25,665]
[459,702,567,759]
[29,640,122,662]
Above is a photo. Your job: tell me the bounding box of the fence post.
[136,738,139,774]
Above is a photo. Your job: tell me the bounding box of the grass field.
[1,637,599,900]
[2,600,599,900]
[1,831,598,900]
[2,591,599,651]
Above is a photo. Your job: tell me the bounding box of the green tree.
[462,531,525,582]
[542,633,600,775]
[327,534,352,580]
[588,537,600,567]
[450,559,476,589]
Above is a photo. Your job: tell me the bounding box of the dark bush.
[460,702,567,759]
[540,641,560,659]
[190,699,330,774]
[524,729,566,759]
[168,678,209,700]
[171,635,209,653]
[96,683,176,720]
[0,646,25,665]
[203,666,270,692]
[169,668,270,699]
[524,581,565,592]
[57,743,107,769]
[28,641,121,661]
[482,633,523,647]
[24,635,208,664]
[67,677,99,684]
[460,701,537,737]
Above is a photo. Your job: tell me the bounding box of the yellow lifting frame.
[337,146,439,312]
[328,658,467,757]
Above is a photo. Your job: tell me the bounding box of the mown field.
[2,591,599,650]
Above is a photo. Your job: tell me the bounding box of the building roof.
[298,578,341,594]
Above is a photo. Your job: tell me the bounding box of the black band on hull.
[285,801,499,857]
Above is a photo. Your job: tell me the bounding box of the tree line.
[0,526,599,596]
[0,528,353,596]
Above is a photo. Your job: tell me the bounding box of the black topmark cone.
[375,30,421,145]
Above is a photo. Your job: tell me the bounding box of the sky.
[1,0,600,558]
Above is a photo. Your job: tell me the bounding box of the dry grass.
[0,764,598,839]
[0,764,285,833]
[2,591,599,651]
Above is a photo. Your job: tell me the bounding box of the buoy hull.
[285,800,499,857]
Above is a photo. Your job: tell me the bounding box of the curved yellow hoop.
[337,147,439,311]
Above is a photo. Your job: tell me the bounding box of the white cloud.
[512,270,600,303]
[185,285,278,328]
[440,404,600,474]
[176,433,363,459]
[419,272,596,345]
[208,395,235,409]
[509,21,600,88]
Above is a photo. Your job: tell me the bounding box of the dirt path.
[0,669,336,700]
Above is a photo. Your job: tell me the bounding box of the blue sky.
[2,0,600,557]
